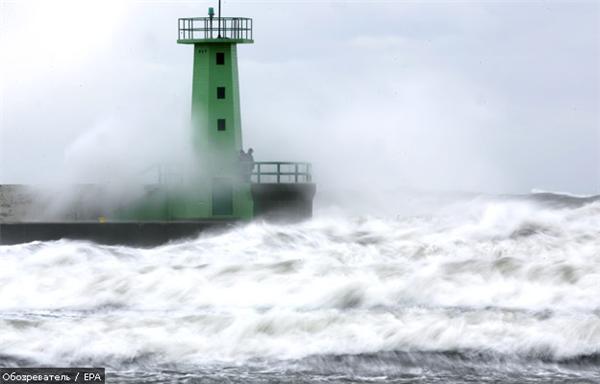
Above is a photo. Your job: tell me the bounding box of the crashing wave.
[0,196,599,371]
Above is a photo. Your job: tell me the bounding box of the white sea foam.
[0,198,599,366]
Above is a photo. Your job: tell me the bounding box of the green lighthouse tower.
[176,7,254,219]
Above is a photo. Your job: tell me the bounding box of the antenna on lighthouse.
[218,0,222,38]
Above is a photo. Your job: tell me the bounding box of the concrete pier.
[0,181,316,246]
[251,183,316,222]
[0,221,233,247]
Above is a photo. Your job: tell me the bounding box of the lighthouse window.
[217,87,226,99]
[217,118,226,131]
[216,52,225,65]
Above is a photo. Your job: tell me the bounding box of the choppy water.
[1,193,599,383]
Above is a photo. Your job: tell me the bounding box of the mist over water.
[1,192,599,383]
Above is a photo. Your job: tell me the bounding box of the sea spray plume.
[4,111,205,221]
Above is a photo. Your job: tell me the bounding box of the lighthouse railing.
[251,162,312,184]
[178,17,253,41]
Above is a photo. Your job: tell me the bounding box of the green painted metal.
[178,17,253,43]
[177,38,253,45]
[174,16,254,220]
[182,37,254,220]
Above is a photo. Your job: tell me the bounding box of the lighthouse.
[175,6,254,219]
[173,4,316,222]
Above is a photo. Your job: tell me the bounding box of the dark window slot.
[217,118,226,131]
[216,52,225,65]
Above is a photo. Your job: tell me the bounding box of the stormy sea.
[1,192,599,383]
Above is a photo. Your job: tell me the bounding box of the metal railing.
[178,17,253,41]
[251,162,312,184]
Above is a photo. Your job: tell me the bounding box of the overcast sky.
[1,0,599,194]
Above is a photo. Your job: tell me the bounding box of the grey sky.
[1,0,599,194]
